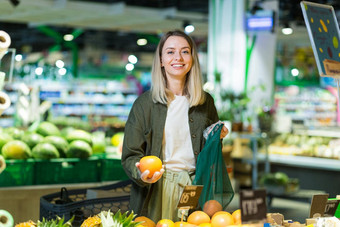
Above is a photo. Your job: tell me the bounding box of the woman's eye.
[167,51,174,54]
[182,50,190,54]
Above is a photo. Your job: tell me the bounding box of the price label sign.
[309,194,329,218]
[177,185,203,209]
[324,199,340,217]
[240,189,267,223]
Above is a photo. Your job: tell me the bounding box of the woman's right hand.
[135,162,165,184]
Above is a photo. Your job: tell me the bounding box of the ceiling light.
[137,38,147,46]
[282,23,293,35]
[58,68,67,76]
[291,68,299,77]
[128,55,138,64]
[15,54,22,62]
[55,60,65,68]
[125,63,134,71]
[35,67,43,76]
[183,21,195,34]
[63,34,74,41]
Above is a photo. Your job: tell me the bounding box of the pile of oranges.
[135,200,241,227]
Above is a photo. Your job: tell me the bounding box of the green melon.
[0,132,13,151]
[66,140,92,159]
[32,143,60,159]
[1,140,31,159]
[3,127,24,140]
[66,129,92,145]
[43,136,69,158]
[36,121,61,137]
[21,132,44,149]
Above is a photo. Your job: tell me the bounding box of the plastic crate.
[100,155,129,182]
[35,156,101,185]
[0,159,35,187]
[40,180,132,227]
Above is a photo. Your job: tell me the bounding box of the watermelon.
[66,129,92,145]
[31,143,60,159]
[36,121,61,137]
[1,140,31,159]
[91,131,106,154]
[66,140,92,159]
[21,132,44,149]
[43,136,69,158]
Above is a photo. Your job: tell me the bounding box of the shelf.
[258,153,340,171]
[293,127,340,138]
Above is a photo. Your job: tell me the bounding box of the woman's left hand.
[220,125,229,139]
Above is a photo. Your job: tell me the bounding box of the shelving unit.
[274,86,337,126]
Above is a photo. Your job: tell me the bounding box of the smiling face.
[161,35,193,82]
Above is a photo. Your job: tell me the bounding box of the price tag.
[239,189,267,223]
[309,194,329,218]
[177,185,203,209]
[324,199,340,217]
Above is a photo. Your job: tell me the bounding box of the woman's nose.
[174,51,183,60]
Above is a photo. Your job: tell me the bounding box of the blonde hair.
[151,30,206,107]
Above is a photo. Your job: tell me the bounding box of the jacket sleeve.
[121,99,149,188]
[206,92,220,123]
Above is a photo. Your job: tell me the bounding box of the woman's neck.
[167,77,185,96]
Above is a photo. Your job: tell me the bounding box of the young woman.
[121,30,228,222]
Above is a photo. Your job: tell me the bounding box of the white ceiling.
[0,0,209,37]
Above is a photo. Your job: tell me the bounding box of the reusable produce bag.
[193,122,234,209]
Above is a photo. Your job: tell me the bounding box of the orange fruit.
[156,219,174,227]
[187,211,210,225]
[198,223,211,227]
[135,216,156,227]
[140,155,162,178]
[203,200,222,217]
[232,209,241,225]
[210,212,234,227]
[174,222,197,227]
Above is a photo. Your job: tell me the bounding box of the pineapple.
[37,216,74,227]
[81,216,101,227]
[89,210,142,227]
[15,221,36,227]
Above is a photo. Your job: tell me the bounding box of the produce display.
[0,121,126,186]
[268,133,340,159]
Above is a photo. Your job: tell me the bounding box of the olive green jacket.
[121,90,219,216]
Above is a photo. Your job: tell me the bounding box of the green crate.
[100,155,128,182]
[0,159,35,187]
[34,156,101,185]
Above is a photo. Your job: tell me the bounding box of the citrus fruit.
[139,155,162,178]
[156,219,174,227]
[199,223,211,227]
[232,209,241,225]
[111,132,124,147]
[135,216,156,227]
[210,212,234,227]
[203,200,222,217]
[174,222,197,227]
[187,211,210,225]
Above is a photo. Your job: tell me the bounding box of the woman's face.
[161,35,193,81]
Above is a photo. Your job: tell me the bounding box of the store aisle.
[227,193,310,223]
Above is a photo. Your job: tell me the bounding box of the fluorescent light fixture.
[291,68,299,76]
[185,24,195,34]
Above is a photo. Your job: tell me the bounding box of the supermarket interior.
[1,0,340,226]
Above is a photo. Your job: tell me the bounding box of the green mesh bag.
[193,123,234,209]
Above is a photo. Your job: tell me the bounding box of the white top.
[162,95,195,172]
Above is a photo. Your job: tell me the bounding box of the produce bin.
[0,159,35,187]
[34,156,101,185]
[100,154,129,182]
[40,180,132,227]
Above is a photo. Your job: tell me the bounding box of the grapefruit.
[187,211,210,225]
[135,216,156,227]
[156,219,174,227]
[211,212,234,227]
